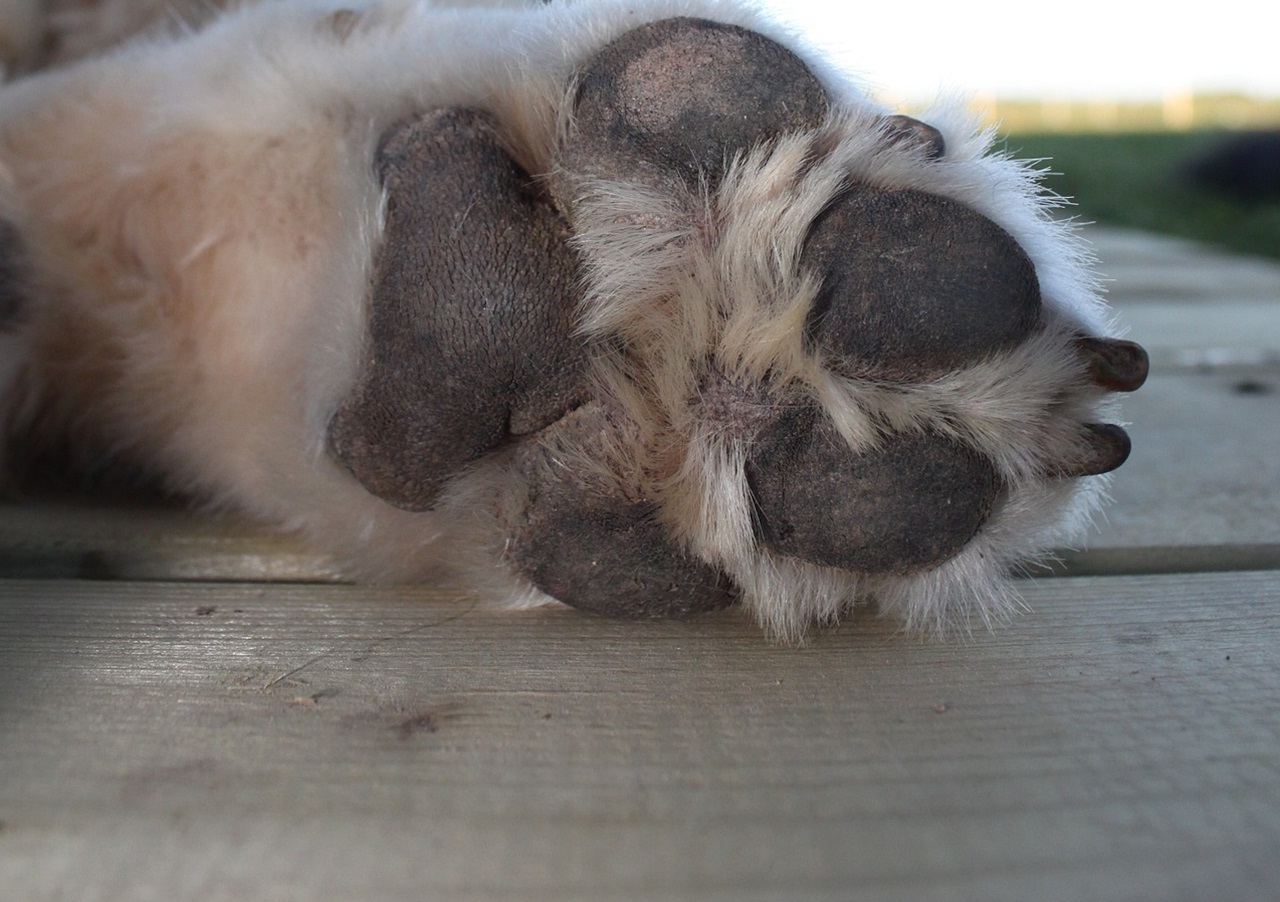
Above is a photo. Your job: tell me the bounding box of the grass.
[1000,131,1280,260]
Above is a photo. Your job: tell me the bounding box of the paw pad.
[802,187,1042,381]
[746,406,1001,574]
[510,404,738,618]
[566,17,828,184]
[329,109,590,510]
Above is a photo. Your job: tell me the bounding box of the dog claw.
[1055,423,1132,477]
[1075,336,1150,393]
[881,114,946,159]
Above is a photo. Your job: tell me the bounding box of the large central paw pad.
[328,17,1149,634]
[329,109,590,510]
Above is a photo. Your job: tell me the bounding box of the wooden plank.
[1,573,1277,900]
[1092,226,1280,306]
[1076,365,1280,565]
[0,499,343,582]
[1119,301,1280,371]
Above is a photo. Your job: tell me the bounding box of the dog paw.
[329,16,1148,635]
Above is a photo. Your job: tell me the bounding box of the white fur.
[0,0,1128,640]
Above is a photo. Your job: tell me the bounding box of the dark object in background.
[1185,130,1280,203]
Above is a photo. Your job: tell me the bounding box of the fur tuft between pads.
[0,0,1148,641]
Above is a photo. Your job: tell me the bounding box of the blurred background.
[762,0,1280,260]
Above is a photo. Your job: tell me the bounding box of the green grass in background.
[1002,131,1280,260]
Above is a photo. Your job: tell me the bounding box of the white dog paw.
[327,16,1148,630]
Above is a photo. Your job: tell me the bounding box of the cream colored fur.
[0,0,1128,640]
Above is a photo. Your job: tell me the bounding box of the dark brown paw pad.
[742,185,1150,573]
[511,486,738,619]
[510,406,737,619]
[746,405,1001,574]
[802,186,1043,382]
[566,17,829,184]
[328,108,591,510]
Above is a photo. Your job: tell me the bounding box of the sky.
[760,1,1280,102]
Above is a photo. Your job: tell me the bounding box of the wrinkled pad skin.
[512,482,738,618]
[329,109,590,510]
[568,17,829,184]
[802,187,1043,382]
[746,405,1001,574]
[511,405,738,618]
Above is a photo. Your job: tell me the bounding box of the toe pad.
[803,187,1043,382]
[569,17,828,184]
[747,406,1001,575]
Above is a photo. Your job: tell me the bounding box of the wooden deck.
[2,227,1278,901]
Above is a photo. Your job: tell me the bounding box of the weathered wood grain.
[1080,367,1280,557]
[0,500,343,582]
[1,573,1277,901]
[1099,226,1280,371]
